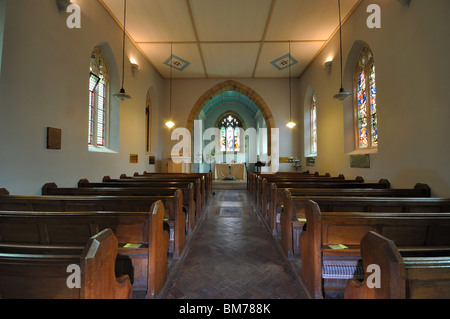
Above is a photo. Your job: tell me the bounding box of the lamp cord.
[338,0,343,89]
[121,0,127,90]
[289,40,292,121]
[170,42,173,117]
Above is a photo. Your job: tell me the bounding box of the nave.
[160,188,307,299]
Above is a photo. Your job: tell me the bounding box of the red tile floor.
[160,189,307,299]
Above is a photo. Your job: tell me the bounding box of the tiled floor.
[161,188,307,299]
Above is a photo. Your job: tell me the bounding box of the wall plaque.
[47,127,61,150]
[350,154,370,168]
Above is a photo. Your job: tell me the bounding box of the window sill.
[88,145,117,154]
[345,147,378,156]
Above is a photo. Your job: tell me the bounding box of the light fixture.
[165,42,175,128]
[324,59,333,74]
[333,0,352,101]
[56,0,71,12]
[130,58,139,71]
[114,0,132,101]
[286,40,296,129]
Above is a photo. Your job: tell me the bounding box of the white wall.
[297,0,450,197]
[0,0,164,195]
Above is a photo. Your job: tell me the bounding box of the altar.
[213,164,246,180]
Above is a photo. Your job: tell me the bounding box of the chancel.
[1,0,450,303]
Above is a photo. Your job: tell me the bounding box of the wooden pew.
[250,171,340,203]
[259,177,387,218]
[74,179,198,234]
[106,175,206,210]
[281,191,450,259]
[344,231,450,299]
[0,228,132,299]
[296,199,450,299]
[0,195,173,298]
[38,185,185,259]
[268,183,431,236]
[247,171,332,193]
[135,172,213,202]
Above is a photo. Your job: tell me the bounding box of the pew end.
[0,228,133,299]
[344,231,405,299]
[42,182,58,195]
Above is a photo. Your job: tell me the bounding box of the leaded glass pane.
[234,127,240,152]
[311,95,317,155]
[226,126,234,152]
[220,127,226,152]
[89,48,109,148]
[370,62,378,146]
[355,47,377,149]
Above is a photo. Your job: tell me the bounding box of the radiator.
[322,259,365,280]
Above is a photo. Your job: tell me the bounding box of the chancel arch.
[187,80,276,173]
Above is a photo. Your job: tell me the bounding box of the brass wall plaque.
[130,154,138,164]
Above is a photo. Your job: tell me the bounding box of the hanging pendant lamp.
[165,42,175,128]
[333,0,352,101]
[286,41,296,129]
[114,0,132,101]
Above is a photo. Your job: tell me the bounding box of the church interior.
[0,0,449,303]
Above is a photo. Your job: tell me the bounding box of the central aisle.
[162,189,307,299]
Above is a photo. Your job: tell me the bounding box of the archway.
[186,80,276,172]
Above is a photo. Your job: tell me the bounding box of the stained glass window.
[311,95,317,155]
[89,47,109,147]
[354,47,377,149]
[218,114,242,152]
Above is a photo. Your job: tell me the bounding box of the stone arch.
[186,80,276,156]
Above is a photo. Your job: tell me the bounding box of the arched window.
[354,47,377,149]
[218,114,242,152]
[89,47,109,148]
[311,94,318,155]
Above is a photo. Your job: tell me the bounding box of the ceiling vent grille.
[271,53,297,71]
[164,54,191,71]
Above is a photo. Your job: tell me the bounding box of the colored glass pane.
[311,95,317,155]
[234,127,240,152]
[357,69,368,148]
[220,127,226,152]
[355,47,377,149]
[370,62,377,146]
[226,126,234,152]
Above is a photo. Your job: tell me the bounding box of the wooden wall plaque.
[47,127,61,150]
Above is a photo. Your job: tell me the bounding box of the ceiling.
[100,0,361,79]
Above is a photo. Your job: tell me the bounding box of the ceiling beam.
[252,0,276,78]
[185,0,208,78]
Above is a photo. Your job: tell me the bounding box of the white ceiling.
[100,0,361,79]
